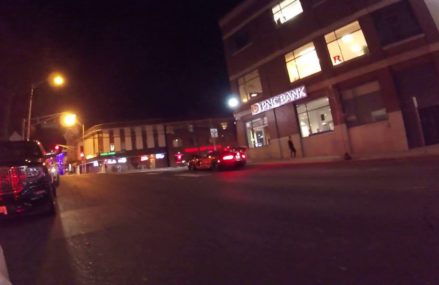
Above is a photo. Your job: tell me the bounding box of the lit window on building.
[272,0,303,25]
[296,97,334,137]
[238,70,263,103]
[341,81,388,128]
[285,42,321,83]
[246,117,270,148]
[172,138,183,148]
[221,122,228,130]
[325,21,368,66]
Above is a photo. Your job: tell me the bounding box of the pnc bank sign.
[251,85,307,115]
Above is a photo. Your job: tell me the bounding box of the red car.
[188,146,247,170]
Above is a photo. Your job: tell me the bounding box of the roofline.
[219,0,256,28]
[84,117,235,137]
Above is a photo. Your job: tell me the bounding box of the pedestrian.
[287,136,296,158]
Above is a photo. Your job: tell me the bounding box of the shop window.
[325,21,368,66]
[172,138,183,148]
[246,117,270,148]
[238,70,263,103]
[272,0,303,25]
[296,97,334,137]
[372,1,421,46]
[341,81,388,127]
[285,42,321,83]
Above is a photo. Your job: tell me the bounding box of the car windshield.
[0,142,44,161]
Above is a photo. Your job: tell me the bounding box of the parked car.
[0,140,57,217]
[188,146,247,170]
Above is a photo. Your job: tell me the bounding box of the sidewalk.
[247,144,439,166]
[0,246,11,285]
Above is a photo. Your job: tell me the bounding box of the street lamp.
[60,112,85,173]
[227,96,240,109]
[26,72,66,140]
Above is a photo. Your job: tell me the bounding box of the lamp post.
[60,113,85,173]
[26,73,65,140]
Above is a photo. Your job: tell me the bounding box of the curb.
[0,246,11,285]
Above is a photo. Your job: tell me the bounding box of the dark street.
[1,158,439,285]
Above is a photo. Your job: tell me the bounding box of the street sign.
[210,128,218,138]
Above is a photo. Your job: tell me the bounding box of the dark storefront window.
[130,128,136,150]
[172,138,183,148]
[97,132,103,153]
[120,129,126,150]
[296,97,334,137]
[246,117,270,148]
[372,1,421,46]
[341,81,388,128]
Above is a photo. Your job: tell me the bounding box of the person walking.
[287,136,296,158]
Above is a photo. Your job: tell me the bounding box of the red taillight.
[242,154,246,159]
[9,167,26,194]
[222,155,234,160]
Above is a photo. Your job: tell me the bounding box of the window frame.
[245,116,270,148]
[340,81,389,128]
[285,42,321,83]
[238,70,263,103]
[296,97,334,138]
[272,0,304,25]
[324,21,369,66]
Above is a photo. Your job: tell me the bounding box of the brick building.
[72,117,236,172]
[220,0,439,161]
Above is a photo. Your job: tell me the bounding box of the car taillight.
[10,167,26,193]
[222,155,234,160]
[242,154,246,159]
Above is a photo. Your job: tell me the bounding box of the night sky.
[0,0,242,134]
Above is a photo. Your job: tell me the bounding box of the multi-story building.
[72,117,236,172]
[220,0,439,161]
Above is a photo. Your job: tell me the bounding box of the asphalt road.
[1,158,439,285]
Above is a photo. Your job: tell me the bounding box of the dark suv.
[0,140,57,217]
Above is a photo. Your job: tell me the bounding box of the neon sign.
[251,85,307,115]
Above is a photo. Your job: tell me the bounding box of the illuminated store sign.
[100,151,116,157]
[251,85,307,115]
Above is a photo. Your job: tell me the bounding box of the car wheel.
[211,161,219,171]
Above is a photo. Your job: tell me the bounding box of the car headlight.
[49,166,57,175]
[26,166,43,178]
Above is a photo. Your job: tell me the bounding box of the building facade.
[73,118,236,172]
[220,0,439,161]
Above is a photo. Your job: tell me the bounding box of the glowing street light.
[60,112,77,127]
[227,97,240,109]
[26,72,66,140]
[60,112,86,174]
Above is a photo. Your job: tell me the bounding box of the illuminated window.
[220,122,228,130]
[341,81,388,127]
[297,97,334,137]
[172,138,183,148]
[285,42,321,83]
[272,0,303,25]
[238,70,263,103]
[325,21,368,66]
[246,117,270,148]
